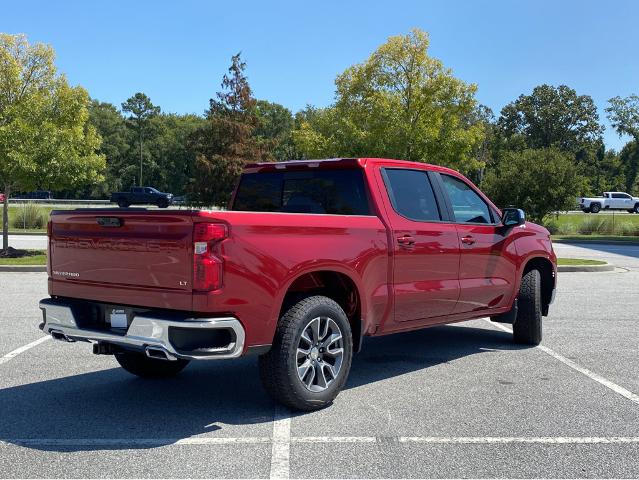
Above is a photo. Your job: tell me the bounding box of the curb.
[557,263,615,273]
[0,265,46,272]
[0,232,46,236]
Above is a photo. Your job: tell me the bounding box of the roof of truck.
[244,157,462,176]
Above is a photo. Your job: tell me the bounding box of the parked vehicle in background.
[14,190,52,200]
[40,158,557,411]
[580,192,639,213]
[110,187,173,208]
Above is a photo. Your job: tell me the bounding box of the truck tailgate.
[49,210,194,308]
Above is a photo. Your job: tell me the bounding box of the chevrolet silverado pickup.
[580,192,639,213]
[40,158,557,411]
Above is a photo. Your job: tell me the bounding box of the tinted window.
[441,174,493,224]
[232,169,370,215]
[612,193,630,199]
[382,169,441,222]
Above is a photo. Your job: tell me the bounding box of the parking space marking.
[488,321,639,406]
[270,407,291,480]
[0,336,51,365]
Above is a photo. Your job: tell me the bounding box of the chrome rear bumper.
[39,298,245,360]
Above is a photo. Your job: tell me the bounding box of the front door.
[379,168,461,322]
[438,173,518,314]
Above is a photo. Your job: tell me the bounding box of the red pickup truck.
[40,158,556,411]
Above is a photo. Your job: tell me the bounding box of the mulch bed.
[0,247,41,259]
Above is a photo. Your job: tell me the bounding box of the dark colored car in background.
[110,187,173,208]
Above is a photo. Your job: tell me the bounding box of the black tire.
[259,295,353,411]
[590,203,601,213]
[512,269,542,345]
[158,200,169,208]
[628,210,635,214]
[118,200,128,208]
[634,203,639,214]
[115,351,189,378]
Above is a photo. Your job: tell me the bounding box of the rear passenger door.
[436,173,518,314]
[380,168,461,322]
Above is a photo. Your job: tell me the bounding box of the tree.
[498,85,603,156]
[0,34,104,252]
[190,53,272,206]
[87,99,131,196]
[606,95,639,191]
[482,148,582,223]
[618,141,639,193]
[292,29,485,172]
[254,100,296,160]
[121,92,160,186]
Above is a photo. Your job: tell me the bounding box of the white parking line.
[0,336,51,365]
[269,407,291,480]
[488,321,639,406]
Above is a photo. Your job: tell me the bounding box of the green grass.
[557,257,607,266]
[552,213,639,227]
[0,249,47,265]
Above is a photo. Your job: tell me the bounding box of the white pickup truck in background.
[580,192,639,213]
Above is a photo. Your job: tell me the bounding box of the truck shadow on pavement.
[0,323,522,452]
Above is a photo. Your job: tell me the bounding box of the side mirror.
[501,208,526,227]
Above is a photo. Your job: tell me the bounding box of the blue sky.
[3,0,638,150]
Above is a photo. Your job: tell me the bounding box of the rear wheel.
[259,295,353,411]
[590,203,601,213]
[512,269,542,345]
[634,204,639,214]
[117,200,128,208]
[115,351,190,378]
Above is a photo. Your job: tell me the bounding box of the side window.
[382,169,441,222]
[441,174,493,224]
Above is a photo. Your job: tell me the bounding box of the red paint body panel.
[47,158,556,352]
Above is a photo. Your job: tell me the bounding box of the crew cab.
[40,158,557,411]
[580,192,639,213]
[110,186,173,208]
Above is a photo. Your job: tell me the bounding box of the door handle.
[461,235,475,245]
[397,235,415,247]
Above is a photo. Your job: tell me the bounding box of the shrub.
[577,217,606,235]
[543,218,559,234]
[557,223,577,235]
[11,203,46,230]
[615,222,637,236]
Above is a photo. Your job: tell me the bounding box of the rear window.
[232,169,371,215]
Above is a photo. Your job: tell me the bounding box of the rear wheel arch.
[521,257,555,316]
[279,270,364,353]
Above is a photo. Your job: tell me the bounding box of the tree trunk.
[2,184,10,253]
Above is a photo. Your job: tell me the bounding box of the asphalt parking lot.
[1,242,638,478]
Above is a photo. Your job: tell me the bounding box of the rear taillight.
[193,223,228,291]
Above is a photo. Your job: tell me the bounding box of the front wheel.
[634,204,639,214]
[259,296,353,411]
[115,351,190,378]
[590,203,601,213]
[513,269,542,345]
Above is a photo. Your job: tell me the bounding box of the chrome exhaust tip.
[145,346,178,361]
[50,329,74,342]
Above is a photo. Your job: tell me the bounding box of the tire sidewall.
[591,203,601,213]
[285,300,353,407]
